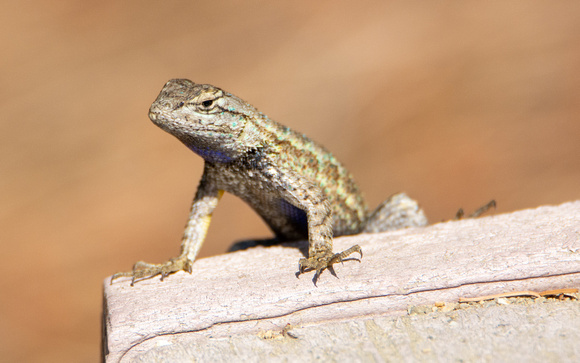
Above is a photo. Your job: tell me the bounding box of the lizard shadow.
[228,238,309,257]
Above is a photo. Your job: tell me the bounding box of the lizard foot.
[297,245,362,284]
[110,256,192,286]
[455,200,497,220]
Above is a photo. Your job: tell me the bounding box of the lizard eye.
[196,90,223,112]
[201,99,214,108]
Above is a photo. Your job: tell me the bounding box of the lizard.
[112,78,431,285]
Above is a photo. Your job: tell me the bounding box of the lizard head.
[149,79,261,163]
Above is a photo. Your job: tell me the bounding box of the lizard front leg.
[277,174,362,282]
[111,172,222,285]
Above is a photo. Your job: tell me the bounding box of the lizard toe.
[111,256,192,285]
[297,244,362,281]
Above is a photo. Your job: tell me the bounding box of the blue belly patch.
[278,199,308,236]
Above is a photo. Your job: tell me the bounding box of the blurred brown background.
[1,1,579,361]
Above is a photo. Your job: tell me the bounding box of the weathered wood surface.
[103,201,580,362]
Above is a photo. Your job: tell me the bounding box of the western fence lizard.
[112,79,429,285]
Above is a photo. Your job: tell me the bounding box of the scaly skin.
[112,79,429,285]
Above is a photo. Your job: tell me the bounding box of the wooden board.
[103,201,580,362]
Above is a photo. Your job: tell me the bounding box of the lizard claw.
[297,244,362,284]
[111,256,193,286]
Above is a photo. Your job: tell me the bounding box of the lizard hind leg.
[363,192,429,233]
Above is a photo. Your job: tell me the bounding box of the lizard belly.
[240,192,309,241]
